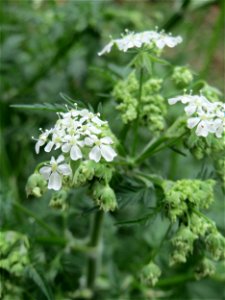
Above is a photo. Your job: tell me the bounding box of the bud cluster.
[0,231,30,277]
[172,66,193,88]
[140,261,161,286]
[162,179,215,223]
[113,72,166,134]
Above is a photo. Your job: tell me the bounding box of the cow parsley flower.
[168,94,225,138]
[39,155,72,191]
[34,104,117,163]
[98,29,182,56]
[85,135,117,162]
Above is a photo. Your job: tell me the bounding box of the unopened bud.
[25,173,47,198]
[172,66,193,88]
[92,182,117,212]
[140,262,161,286]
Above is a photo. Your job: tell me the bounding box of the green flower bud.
[116,97,138,123]
[49,189,68,211]
[172,66,193,88]
[185,131,225,160]
[140,262,161,286]
[170,225,197,265]
[140,94,167,135]
[73,160,96,186]
[0,231,29,277]
[206,231,225,260]
[143,78,163,94]
[162,180,188,222]
[190,213,214,237]
[162,179,215,222]
[25,173,47,198]
[94,163,113,183]
[92,182,117,212]
[194,258,215,280]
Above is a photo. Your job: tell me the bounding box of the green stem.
[86,210,104,291]
[132,67,144,155]
[156,272,195,287]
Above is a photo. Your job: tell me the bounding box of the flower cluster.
[162,179,215,223]
[98,29,182,56]
[171,66,193,88]
[113,72,166,134]
[140,261,161,286]
[33,105,117,191]
[170,225,197,265]
[170,213,225,267]
[0,231,30,277]
[168,94,225,138]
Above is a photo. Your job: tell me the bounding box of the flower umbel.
[34,105,117,163]
[98,29,182,55]
[168,94,225,138]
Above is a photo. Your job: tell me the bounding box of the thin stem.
[86,209,104,291]
[132,67,144,155]
[156,272,195,287]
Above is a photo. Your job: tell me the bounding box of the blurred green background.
[0,0,224,299]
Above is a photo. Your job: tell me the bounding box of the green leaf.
[25,266,53,300]
[10,103,67,112]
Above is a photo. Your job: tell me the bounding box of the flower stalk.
[86,209,104,291]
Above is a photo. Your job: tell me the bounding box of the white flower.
[33,104,117,164]
[168,93,225,138]
[79,109,107,126]
[98,30,182,56]
[35,129,52,154]
[85,135,117,162]
[44,130,65,153]
[39,155,71,191]
[61,134,84,161]
[187,112,212,137]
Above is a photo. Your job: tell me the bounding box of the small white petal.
[185,104,196,116]
[57,164,72,176]
[196,121,209,137]
[62,143,71,153]
[100,145,117,162]
[89,146,101,162]
[168,97,180,105]
[84,137,94,146]
[44,141,54,153]
[35,140,44,154]
[70,145,82,161]
[187,117,200,129]
[57,155,65,164]
[50,156,56,164]
[100,137,113,144]
[48,171,62,191]
[98,41,114,56]
[39,166,51,180]
[155,38,165,49]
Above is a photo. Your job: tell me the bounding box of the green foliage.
[1,0,225,299]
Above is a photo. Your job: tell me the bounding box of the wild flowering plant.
[24,28,225,297]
